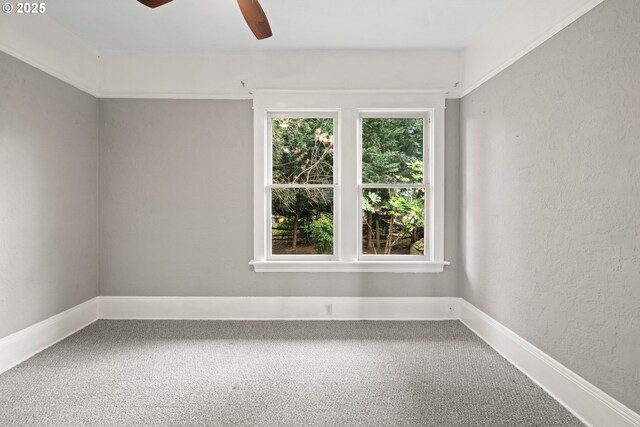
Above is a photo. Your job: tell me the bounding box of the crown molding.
[0,13,99,96]
[96,50,460,98]
[460,0,606,97]
[0,0,606,99]
[96,91,253,100]
[0,41,97,96]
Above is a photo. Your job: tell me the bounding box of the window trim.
[251,92,449,273]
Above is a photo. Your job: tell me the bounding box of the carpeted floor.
[0,320,583,426]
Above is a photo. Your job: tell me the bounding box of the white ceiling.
[46,0,513,53]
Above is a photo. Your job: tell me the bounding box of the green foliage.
[271,119,334,252]
[398,160,424,184]
[385,189,424,231]
[272,118,334,185]
[271,188,332,219]
[362,192,381,214]
[361,117,425,254]
[362,187,424,254]
[270,116,426,254]
[362,118,423,184]
[307,214,334,254]
[364,189,424,232]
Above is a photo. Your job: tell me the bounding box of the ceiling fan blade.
[137,0,173,8]
[237,0,272,40]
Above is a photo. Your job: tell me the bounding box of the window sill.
[249,260,449,273]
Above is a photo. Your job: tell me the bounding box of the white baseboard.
[459,300,640,427]
[3,295,638,427]
[98,296,459,320]
[0,297,99,375]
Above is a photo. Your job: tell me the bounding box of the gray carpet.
[0,320,582,426]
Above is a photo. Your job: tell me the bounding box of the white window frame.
[250,91,449,273]
[266,111,340,261]
[357,110,431,262]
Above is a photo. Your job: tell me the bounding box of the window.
[359,114,428,259]
[251,92,448,273]
[269,114,337,258]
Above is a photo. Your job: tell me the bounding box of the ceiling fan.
[137,0,272,40]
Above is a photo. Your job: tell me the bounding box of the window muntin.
[267,113,337,258]
[358,113,429,259]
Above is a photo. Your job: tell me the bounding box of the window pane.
[272,118,334,184]
[362,118,424,184]
[362,188,426,256]
[272,188,334,255]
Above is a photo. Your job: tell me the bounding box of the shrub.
[307,215,333,254]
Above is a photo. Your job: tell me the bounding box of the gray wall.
[0,51,99,339]
[98,99,459,297]
[460,0,640,413]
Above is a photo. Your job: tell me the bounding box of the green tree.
[361,118,425,254]
[363,187,424,255]
[271,118,334,251]
[362,118,423,184]
[272,118,334,185]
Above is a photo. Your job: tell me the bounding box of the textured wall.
[460,0,640,413]
[98,99,459,297]
[0,51,99,339]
